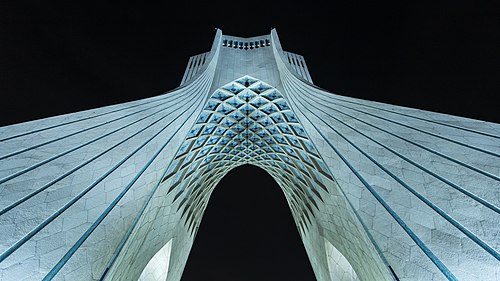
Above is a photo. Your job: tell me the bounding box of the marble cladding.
[0,28,498,281]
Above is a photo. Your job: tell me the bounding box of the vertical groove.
[0,96,180,161]
[309,88,499,139]
[312,96,499,157]
[102,76,212,275]
[0,94,172,142]
[0,96,185,185]
[282,71,459,281]
[291,79,499,260]
[0,76,207,265]
[287,76,500,213]
[181,56,194,85]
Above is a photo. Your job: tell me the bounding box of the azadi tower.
[0,29,498,281]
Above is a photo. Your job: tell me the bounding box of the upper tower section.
[221,34,271,50]
[180,29,313,90]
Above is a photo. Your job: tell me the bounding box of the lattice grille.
[161,76,334,235]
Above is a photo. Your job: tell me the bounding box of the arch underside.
[151,76,392,281]
[163,76,332,236]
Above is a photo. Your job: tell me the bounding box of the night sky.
[1,1,498,280]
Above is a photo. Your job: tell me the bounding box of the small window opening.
[138,239,173,281]
[324,238,360,281]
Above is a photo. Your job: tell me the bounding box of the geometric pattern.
[0,28,498,281]
[161,75,333,235]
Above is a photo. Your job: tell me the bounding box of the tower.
[0,28,498,281]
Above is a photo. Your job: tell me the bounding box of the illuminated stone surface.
[0,29,498,281]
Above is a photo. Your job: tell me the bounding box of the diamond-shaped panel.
[162,75,333,229]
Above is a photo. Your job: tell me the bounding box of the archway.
[153,76,389,281]
[109,76,392,281]
[181,164,316,280]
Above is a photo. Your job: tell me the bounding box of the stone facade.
[0,29,498,281]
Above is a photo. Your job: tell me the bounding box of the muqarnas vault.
[0,29,499,281]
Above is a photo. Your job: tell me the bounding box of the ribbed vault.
[161,76,334,236]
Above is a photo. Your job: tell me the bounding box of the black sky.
[1,1,499,126]
[0,1,498,280]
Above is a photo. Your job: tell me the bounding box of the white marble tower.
[0,29,498,281]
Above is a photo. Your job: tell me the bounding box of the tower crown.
[180,29,313,87]
[221,34,271,50]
